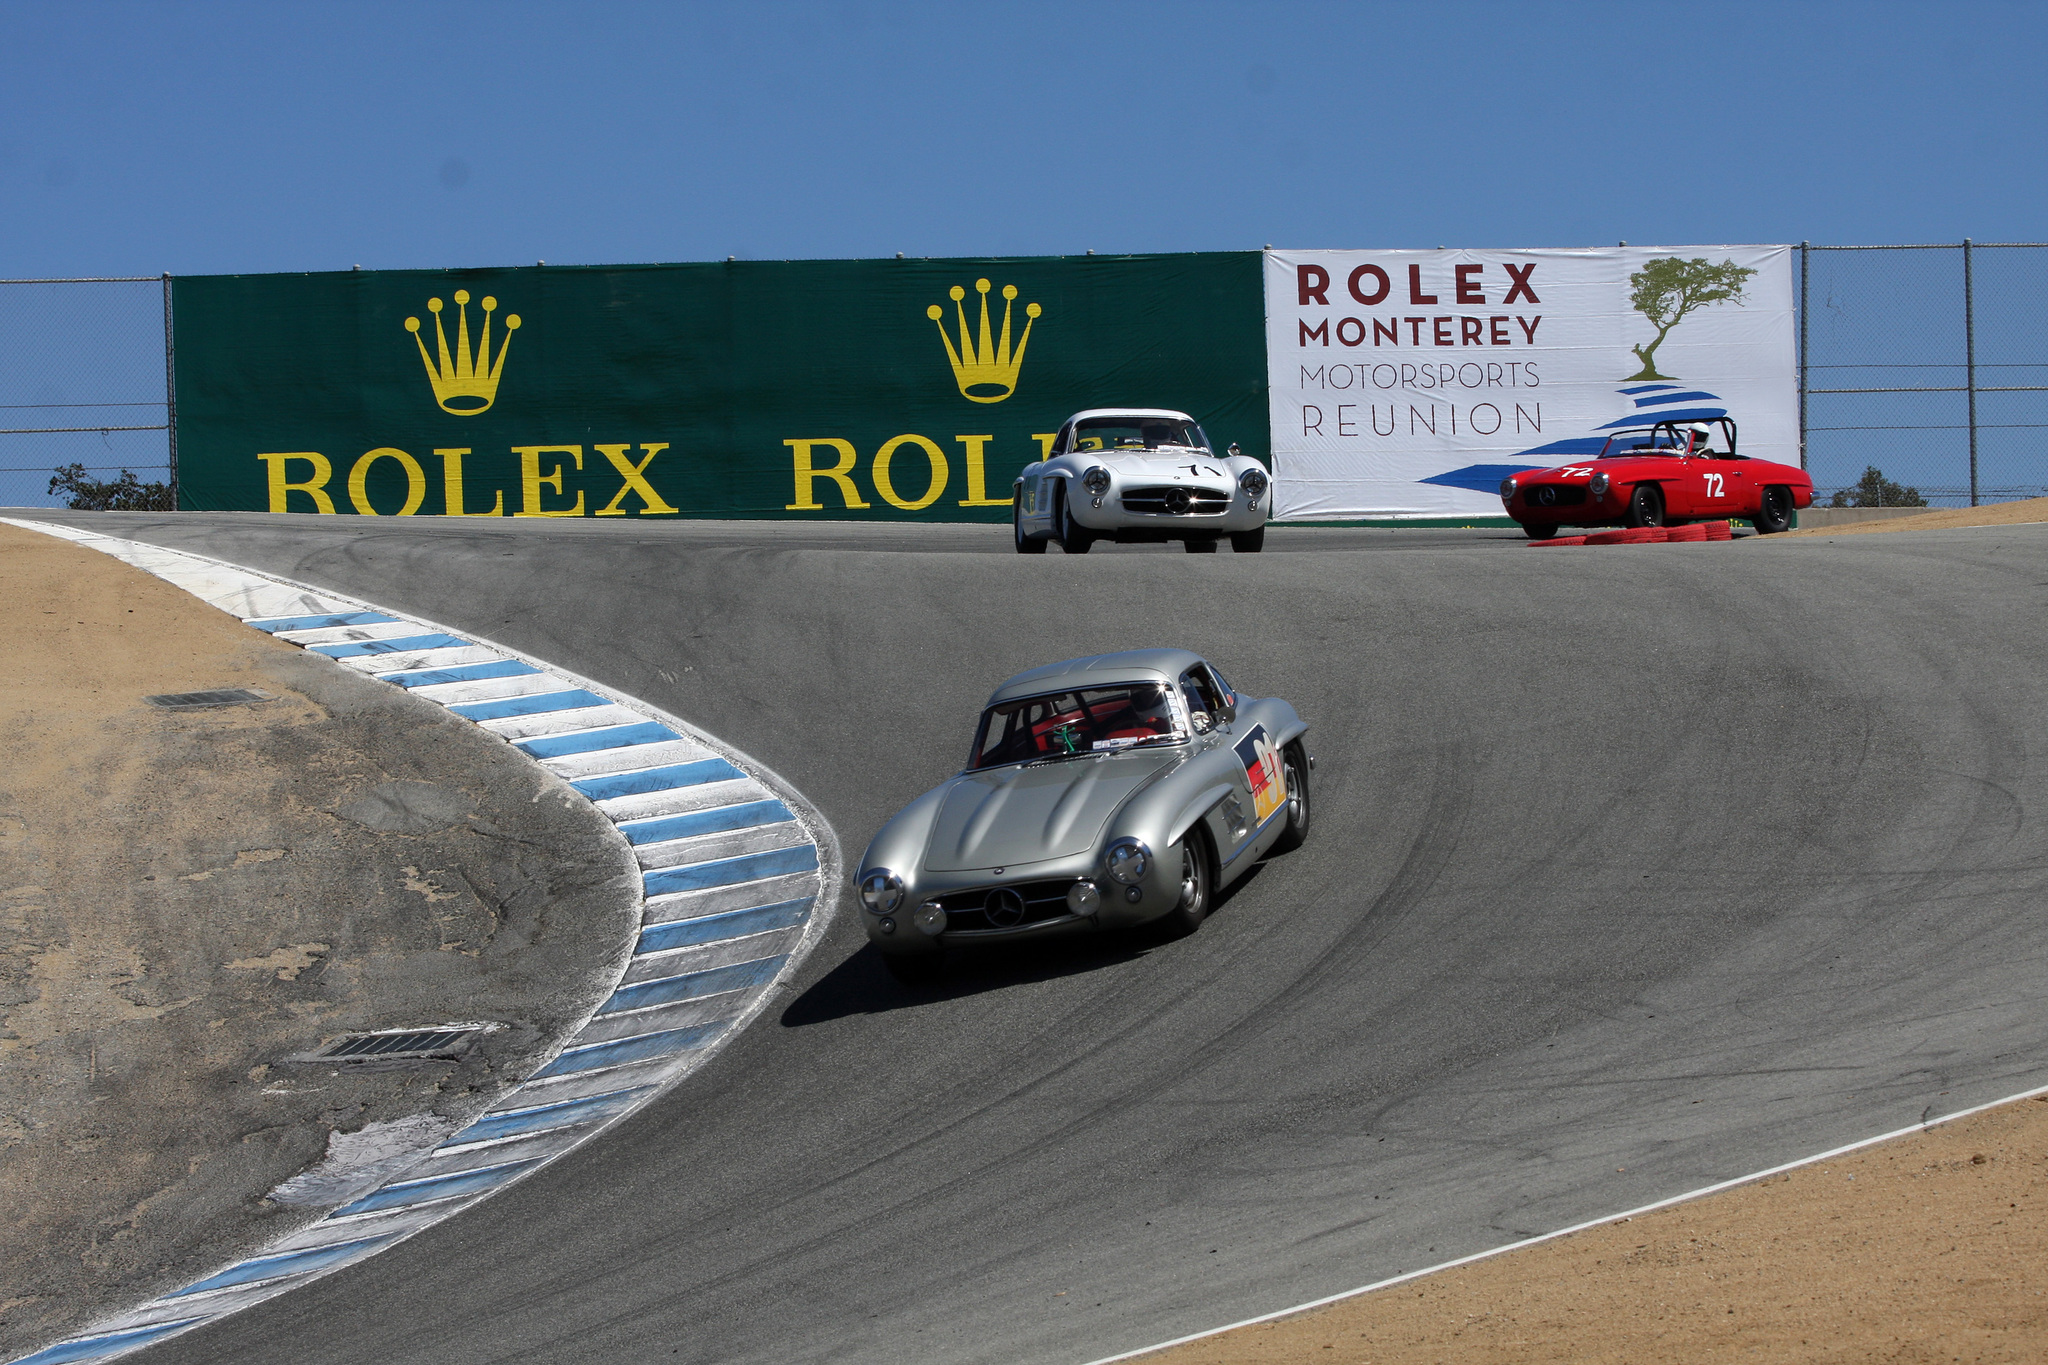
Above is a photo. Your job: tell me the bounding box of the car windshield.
[969,683,1186,769]
[1070,417,1207,454]
[1597,427,1684,458]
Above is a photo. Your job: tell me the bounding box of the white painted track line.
[1077,1078,2048,1365]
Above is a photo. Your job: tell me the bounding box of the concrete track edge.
[0,518,842,1365]
[1081,1077,2048,1365]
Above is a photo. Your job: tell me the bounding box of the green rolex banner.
[171,254,1267,520]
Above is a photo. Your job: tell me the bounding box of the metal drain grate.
[145,688,275,710]
[295,1025,490,1065]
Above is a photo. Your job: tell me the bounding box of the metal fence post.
[1963,238,1978,507]
[1798,241,1809,470]
[161,272,179,505]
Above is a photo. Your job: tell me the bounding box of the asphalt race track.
[40,511,2048,1365]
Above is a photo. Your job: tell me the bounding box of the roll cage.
[1598,417,1741,460]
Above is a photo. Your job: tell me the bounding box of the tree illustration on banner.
[1626,257,1758,381]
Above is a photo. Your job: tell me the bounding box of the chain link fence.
[1801,242,2048,507]
[0,276,173,509]
[5,251,2045,512]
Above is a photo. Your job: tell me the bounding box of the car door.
[1184,665,1284,873]
[1179,667,1252,866]
[1696,455,1751,518]
[1722,456,1757,516]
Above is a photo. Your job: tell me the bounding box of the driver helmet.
[1687,422,1713,450]
[1132,684,1177,729]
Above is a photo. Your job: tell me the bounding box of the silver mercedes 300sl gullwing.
[857,650,1312,982]
[1012,408,1273,554]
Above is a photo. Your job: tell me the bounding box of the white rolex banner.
[1263,246,1796,520]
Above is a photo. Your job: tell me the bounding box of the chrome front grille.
[1120,485,1230,516]
[931,878,1076,933]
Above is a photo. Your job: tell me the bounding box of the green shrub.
[47,463,177,511]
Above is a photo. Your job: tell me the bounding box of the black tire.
[1055,483,1093,554]
[1155,831,1214,938]
[1522,521,1559,540]
[1625,484,1666,528]
[1270,742,1312,854]
[1014,495,1046,554]
[1754,485,1794,534]
[1230,527,1266,553]
[883,952,944,986]
[1184,537,1218,554]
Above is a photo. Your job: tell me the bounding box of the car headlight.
[1589,471,1610,496]
[1082,466,1111,497]
[860,869,904,915]
[1067,880,1102,915]
[1104,838,1150,886]
[1499,476,1518,500]
[913,900,947,935]
[1239,466,1269,500]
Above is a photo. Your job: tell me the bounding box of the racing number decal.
[1559,466,1594,478]
[1703,473,1725,499]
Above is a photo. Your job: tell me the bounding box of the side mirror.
[1190,711,1212,735]
[1227,443,1242,458]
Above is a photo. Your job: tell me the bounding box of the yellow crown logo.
[404,290,520,415]
[927,279,1042,404]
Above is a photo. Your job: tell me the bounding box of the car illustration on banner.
[1013,409,1273,554]
[1497,416,1813,538]
[855,650,1312,983]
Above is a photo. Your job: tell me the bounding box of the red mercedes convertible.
[1500,419,1813,540]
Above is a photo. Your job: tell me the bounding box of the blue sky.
[3,0,2043,277]
[3,0,2041,507]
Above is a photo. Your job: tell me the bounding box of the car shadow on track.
[779,864,1266,1026]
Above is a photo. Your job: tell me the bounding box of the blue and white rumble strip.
[2,519,839,1365]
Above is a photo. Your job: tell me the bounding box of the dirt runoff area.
[1135,1094,2048,1364]
[1786,496,2048,536]
[0,522,639,1360]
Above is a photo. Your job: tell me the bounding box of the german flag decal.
[1233,724,1288,825]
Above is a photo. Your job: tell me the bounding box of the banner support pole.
[1798,242,1809,472]
[162,272,179,508]
[1963,239,1978,507]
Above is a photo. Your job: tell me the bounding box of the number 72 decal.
[1703,473,1726,498]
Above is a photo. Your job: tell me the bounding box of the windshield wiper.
[1023,750,1093,768]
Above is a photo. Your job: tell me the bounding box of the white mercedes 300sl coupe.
[1012,408,1272,554]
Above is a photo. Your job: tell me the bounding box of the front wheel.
[1230,527,1266,553]
[1155,832,1214,938]
[1522,521,1559,540]
[1754,485,1795,534]
[1270,742,1312,854]
[1014,496,1047,554]
[1184,537,1218,554]
[1056,483,1094,554]
[1626,484,1666,528]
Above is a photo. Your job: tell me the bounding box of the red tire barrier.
[1703,520,1734,540]
[1530,536,1588,547]
[1585,529,1633,545]
[1665,523,1708,542]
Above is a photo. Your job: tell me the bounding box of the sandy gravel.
[1134,1094,2048,1364]
[0,522,638,1358]
[1785,497,2048,536]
